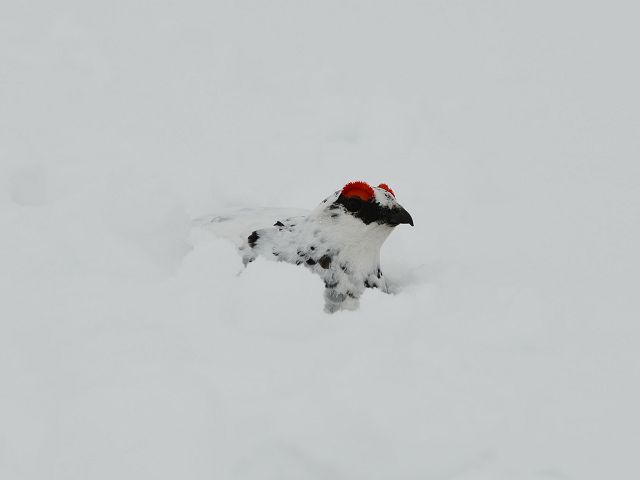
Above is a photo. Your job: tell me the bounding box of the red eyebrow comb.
[378,183,395,197]
[341,181,375,201]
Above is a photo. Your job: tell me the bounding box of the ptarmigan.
[198,181,413,313]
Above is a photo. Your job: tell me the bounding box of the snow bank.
[2,1,639,479]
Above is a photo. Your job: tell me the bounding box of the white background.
[1,1,639,479]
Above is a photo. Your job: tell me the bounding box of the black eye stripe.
[333,195,394,225]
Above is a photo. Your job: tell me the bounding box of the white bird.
[197,181,413,313]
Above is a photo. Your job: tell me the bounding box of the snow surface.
[1,1,640,479]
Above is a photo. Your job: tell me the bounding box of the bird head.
[331,181,414,227]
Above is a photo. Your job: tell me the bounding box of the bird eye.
[378,183,395,197]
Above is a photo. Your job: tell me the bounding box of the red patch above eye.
[341,181,374,201]
[378,183,395,197]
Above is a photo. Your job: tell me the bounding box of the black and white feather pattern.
[196,184,412,313]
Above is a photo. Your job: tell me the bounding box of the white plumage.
[196,182,413,313]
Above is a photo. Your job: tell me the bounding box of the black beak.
[387,207,414,226]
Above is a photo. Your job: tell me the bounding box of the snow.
[1,1,639,478]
